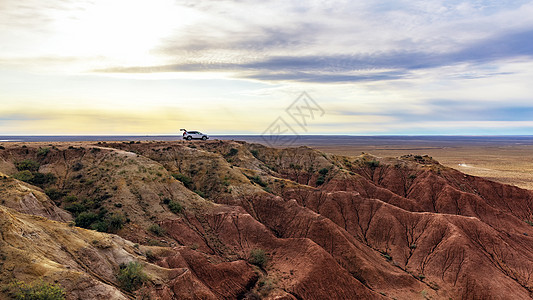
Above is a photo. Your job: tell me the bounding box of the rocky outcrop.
[0,172,71,222]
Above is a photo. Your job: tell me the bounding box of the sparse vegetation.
[148,224,165,236]
[289,163,302,170]
[37,147,50,157]
[12,170,34,182]
[70,203,125,233]
[256,277,276,297]
[250,149,259,158]
[7,280,65,300]
[65,202,87,215]
[12,159,56,186]
[106,214,126,233]
[72,162,84,171]
[364,160,380,169]
[249,248,268,268]
[172,173,193,189]
[249,175,267,187]
[227,148,239,156]
[15,159,40,172]
[168,200,182,214]
[63,195,78,202]
[30,172,56,185]
[145,250,156,262]
[318,167,329,175]
[117,262,148,292]
[45,188,65,201]
[194,190,206,198]
[75,211,99,229]
[12,170,56,186]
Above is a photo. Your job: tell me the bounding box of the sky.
[1,0,533,135]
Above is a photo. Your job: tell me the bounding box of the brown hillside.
[1,140,533,299]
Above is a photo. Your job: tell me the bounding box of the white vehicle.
[182,130,209,140]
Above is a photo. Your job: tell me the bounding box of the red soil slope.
[1,141,533,299]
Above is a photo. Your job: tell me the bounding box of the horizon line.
[3,134,533,137]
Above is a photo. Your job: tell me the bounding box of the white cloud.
[1,0,533,134]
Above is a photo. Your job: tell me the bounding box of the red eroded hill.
[1,140,533,299]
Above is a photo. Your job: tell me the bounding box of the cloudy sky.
[1,0,533,135]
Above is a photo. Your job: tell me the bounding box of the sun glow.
[42,0,200,68]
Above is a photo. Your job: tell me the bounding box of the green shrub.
[250,175,267,187]
[37,147,50,157]
[145,250,156,261]
[13,169,55,186]
[316,176,326,186]
[318,168,329,175]
[249,248,268,268]
[12,170,34,182]
[289,163,302,170]
[194,190,206,198]
[45,188,65,201]
[382,253,392,261]
[29,172,56,185]
[75,211,99,228]
[64,202,88,215]
[15,159,40,172]
[172,173,193,188]
[72,162,83,171]
[148,224,164,236]
[107,214,126,233]
[91,221,109,232]
[227,148,239,156]
[364,160,380,169]
[250,149,259,158]
[63,195,78,202]
[117,261,148,292]
[168,201,182,214]
[7,280,65,300]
